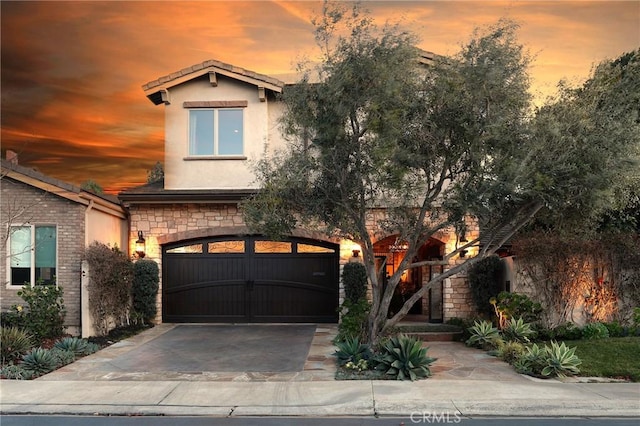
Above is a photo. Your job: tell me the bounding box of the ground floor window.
[9,225,57,286]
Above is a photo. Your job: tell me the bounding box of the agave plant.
[465,320,500,349]
[50,348,76,367]
[54,337,100,356]
[20,348,58,375]
[334,337,373,366]
[1,326,34,365]
[541,341,581,378]
[376,334,437,381]
[502,317,536,343]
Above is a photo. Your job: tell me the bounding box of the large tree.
[244,2,639,344]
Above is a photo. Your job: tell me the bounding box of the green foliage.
[342,262,368,304]
[49,348,76,367]
[132,259,160,324]
[1,327,34,365]
[20,347,58,376]
[15,283,66,341]
[53,337,100,356]
[634,307,640,327]
[81,179,104,194]
[568,337,640,382]
[146,161,164,184]
[376,335,436,381]
[493,292,543,326]
[541,341,582,378]
[512,341,581,378]
[603,321,627,338]
[84,242,134,336]
[550,322,583,341]
[467,256,504,317]
[333,337,373,367]
[0,364,34,380]
[495,340,525,364]
[337,299,371,342]
[465,320,500,349]
[581,322,610,340]
[502,317,536,343]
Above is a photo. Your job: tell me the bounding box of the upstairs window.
[189,108,244,156]
[9,225,57,286]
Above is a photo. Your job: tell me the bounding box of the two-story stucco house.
[119,59,478,325]
[1,154,128,335]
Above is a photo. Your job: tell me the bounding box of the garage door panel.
[163,237,339,323]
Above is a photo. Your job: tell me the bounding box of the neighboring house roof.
[118,181,256,205]
[1,159,127,219]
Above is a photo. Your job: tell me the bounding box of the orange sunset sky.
[1,1,639,194]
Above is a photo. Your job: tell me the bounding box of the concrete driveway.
[39,323,528,383]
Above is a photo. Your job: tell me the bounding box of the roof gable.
[142,59,285,105]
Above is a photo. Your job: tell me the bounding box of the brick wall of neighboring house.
[128,201,480,323]
[0,178,86,334]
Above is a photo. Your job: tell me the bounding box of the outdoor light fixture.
[352,249,360,258]
[135,231,146,258]
[458,230,468,258]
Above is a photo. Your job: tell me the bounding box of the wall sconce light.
[459,249,468,258]
[352,249,360,258]
[135,231,146,258]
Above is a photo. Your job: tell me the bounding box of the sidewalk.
[1,378,639,417]
[1,324,639,418]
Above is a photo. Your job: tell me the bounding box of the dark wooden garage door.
[162,236,339,323]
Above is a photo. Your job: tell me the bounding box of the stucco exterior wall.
[162,76,287,190]
[1,178,85,334]
[85,207,128,249]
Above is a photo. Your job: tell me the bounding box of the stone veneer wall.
[0,178,86,334]
[128,202,479,323]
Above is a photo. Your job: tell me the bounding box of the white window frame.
[188,108,244,157]
[6,224,58,288]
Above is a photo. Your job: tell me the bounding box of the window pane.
[166,244,203,254]
[35,226,56,267]
[10,226,31,268]
[208,241,245,253]
[189,110,214,155]
[255,241,291,253]
[218,109,243,155]
[298,243,335,253]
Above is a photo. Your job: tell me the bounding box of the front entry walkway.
[39,324,528,382]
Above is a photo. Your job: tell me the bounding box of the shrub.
[467,256,503,317]
[502,317,536,343]
[49,348,76,367]
[551,322,582,340]
[16,283,66,341]
[132,259,160,324]
[342,262,368,304]
[54,337,100,356]
[20,348,58,376]
[337,299,370,342]
[513,343,547,375]
[334,337,373,367]
[446,317,480,342]
[1,327,34,365]
[581,322,610,340]
[85,242,134,336]
[376,334,436,381]
[492,291,543,327]
[0,364,34,380]
[514,342,581,378]
[603,321,626,337]
[465,320,500,349]
[495,340,525,364]
[541,341,581,378]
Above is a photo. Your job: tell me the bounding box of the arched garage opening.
[162,236,339,323]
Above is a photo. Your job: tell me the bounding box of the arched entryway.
[373,235,445,322]
[162,235,339,323]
